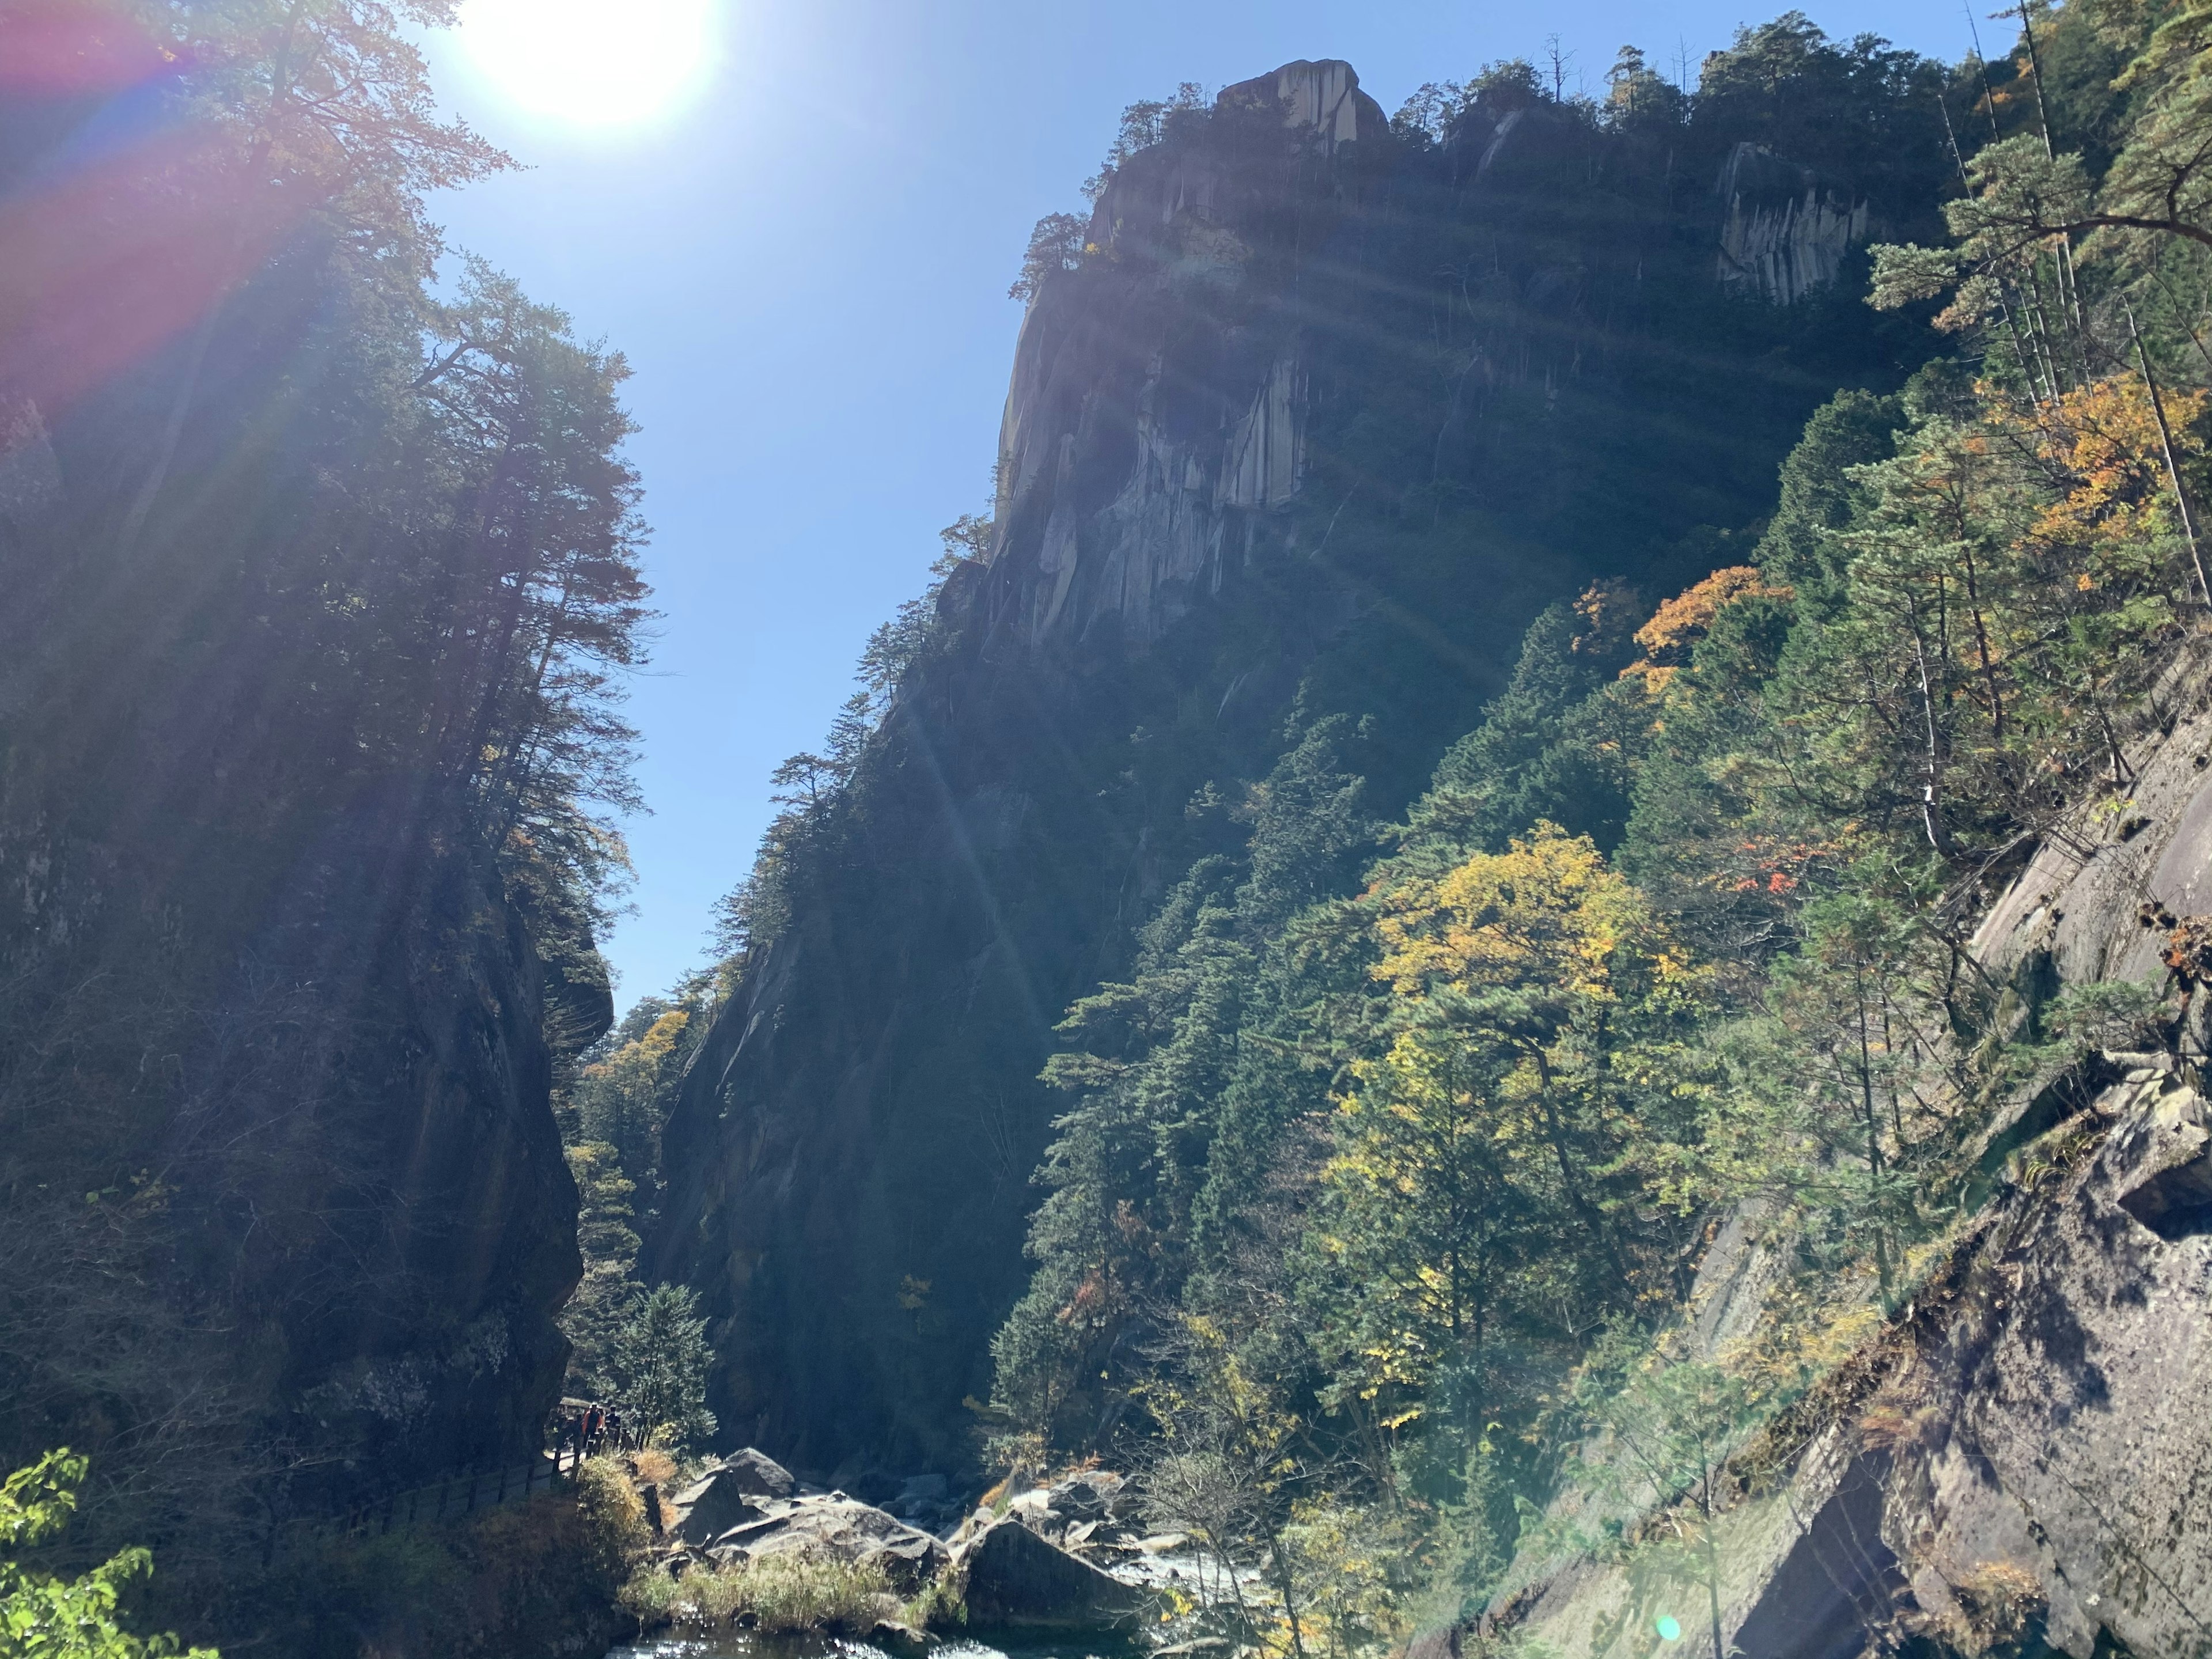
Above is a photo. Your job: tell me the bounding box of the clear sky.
[422,0,1982,1008]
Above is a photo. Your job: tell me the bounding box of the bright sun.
[458,0,718,129]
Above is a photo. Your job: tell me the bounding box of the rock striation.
[974,60,1382,653]
[1715,142,1876,306]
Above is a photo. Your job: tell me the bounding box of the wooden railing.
[270,1447,588,1558]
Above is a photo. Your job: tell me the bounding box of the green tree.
[1,1452,216,1659]
[1313,827,1711,1418]
[1566,1344,1758,1659]
[612,1287,719,1453]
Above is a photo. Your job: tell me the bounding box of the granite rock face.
[1715,142,1875,306]
[1972,656,2212,991]
[1467,672,2212,1659]
[1490,1065,2212,1659]
[975,60,1382,654]
[0,785,593,1532]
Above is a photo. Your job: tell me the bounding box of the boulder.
[671,1467,769,1544]
[893,1471,953,1522]
[669,1447,798,1544]
[726,1494,952,1593]
[1007,1488,1059,1535]
[1045,1469,1126,1525]
[952,1516,1147,1631]
[719,1446,798,1499]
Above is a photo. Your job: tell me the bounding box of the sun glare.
[459,0,718,130]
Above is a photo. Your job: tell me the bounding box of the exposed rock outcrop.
[1717,142,1875,305]
[1973,663,2212,991]
[0,787,593,1567]
[670,1448,797,1543]
[978,60,1382,653]
[952,1514,1149,1631]
[1490,1063,2212,1659]
[688,1490,952,1593]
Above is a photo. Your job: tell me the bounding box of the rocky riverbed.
[613,1449,1242,1657]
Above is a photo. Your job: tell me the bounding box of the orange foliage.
[1571,578,1643,657]
[2004,377,2207,552]
[1622,566,1792,690]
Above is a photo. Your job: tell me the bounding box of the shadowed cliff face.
[651,59,1945,1477]
[0,751,592,1543]
[1717,142,1876,305]
[0,251,607,1579]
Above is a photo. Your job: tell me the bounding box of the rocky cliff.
[651,55,1947,1478]
[1,213,607,1592]
[0,718,594,1547]
[1471,1062,2212,1658]
[979,62,1384,650]
[1440,671,2212,1659]
[1717,141,1876,306]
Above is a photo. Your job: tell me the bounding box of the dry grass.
[622,1550,896,1635]
[628,1448,677,1487]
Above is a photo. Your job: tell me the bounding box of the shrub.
[267,1456,651,1658]
[1,1450,218,1659]
[628,1448,677,1488]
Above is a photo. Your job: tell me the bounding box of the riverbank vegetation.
[620,1551,902,1638]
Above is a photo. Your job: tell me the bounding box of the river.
[608,1638,1142,1659]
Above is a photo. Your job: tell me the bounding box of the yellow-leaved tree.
[1310,824,1717,1430]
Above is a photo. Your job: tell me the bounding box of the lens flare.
[458,0,718,130]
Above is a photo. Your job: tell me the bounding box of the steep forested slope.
[971,7,2212,1653]
[644,23,1956,1478]
[0,1,647,1637]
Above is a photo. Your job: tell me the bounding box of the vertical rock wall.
[1717,141,1876,306]
[979,62,1382,653]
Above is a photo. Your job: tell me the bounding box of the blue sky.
[422,0,1980,1008]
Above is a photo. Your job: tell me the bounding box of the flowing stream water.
[608,1638,1142,1659]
